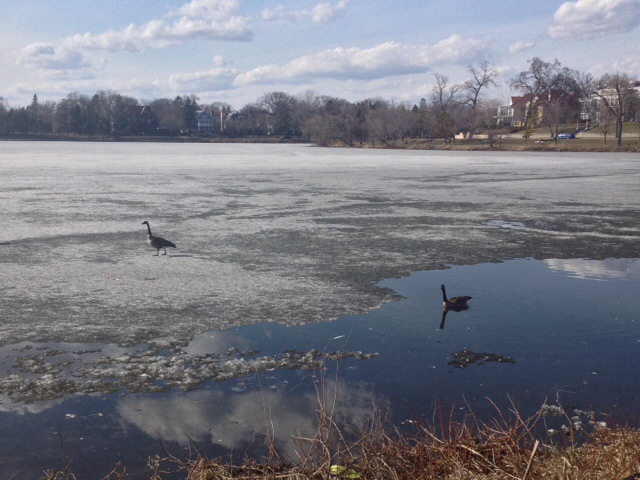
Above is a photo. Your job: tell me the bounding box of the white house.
[196,110,214,133]
[580,80,640,124]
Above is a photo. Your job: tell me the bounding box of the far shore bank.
[2,133,639,153]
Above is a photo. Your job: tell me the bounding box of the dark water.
[1,258,639,478]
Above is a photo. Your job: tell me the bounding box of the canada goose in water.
[441,284,472,310]
[142,221,176,256]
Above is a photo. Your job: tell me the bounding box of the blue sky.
[2,0,639,109]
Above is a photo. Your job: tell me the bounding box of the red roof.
[510,94,534,107]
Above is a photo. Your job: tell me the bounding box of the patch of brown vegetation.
[352,137,640,153]
[45,396,639,480]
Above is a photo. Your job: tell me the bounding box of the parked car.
[557,133,575,139]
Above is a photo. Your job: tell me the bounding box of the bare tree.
[431,73,461,139]
[365,99,414,146]
[149,98,182,135]
[301,97,366,147]
[259,91,298,136]
[598,102,616,146]
[432,73,461,114]
[294,90,323,140]
[510,57,562,129]
[476,97,502,147]
[54,92,92,134]
[335,100,368,146]
[236,102,271,137]
[540,98,571,143]
[572,70,595,99]
[462,61,499,138]
[593,73,637,147]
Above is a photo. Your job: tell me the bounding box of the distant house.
[495,105,513,129]
[454,128,470,140]
[496,91,579,129]
[455,129,488,140]
[495,94,534,129]
[196,110,214,133]
[579,97,598,124]
[580,80,640,124]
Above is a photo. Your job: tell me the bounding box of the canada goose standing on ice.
[142,221,176,256]
[441,284,472,310]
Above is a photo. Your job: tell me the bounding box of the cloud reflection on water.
[116,379,379,457]
[0,395,65,415]
[544,258,640,281]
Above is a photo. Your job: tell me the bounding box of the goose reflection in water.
[439,302,470,329]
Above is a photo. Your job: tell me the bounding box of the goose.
[142,221,176,256]
[441,284,472,310]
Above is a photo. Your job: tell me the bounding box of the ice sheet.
[1,142,639,346]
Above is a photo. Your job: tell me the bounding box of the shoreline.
[2,134,639,152]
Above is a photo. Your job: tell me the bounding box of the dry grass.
[172,411,640,480]
[75,391,638,480]
[39,376,640,480]
[394,136,640,152]
[40,412,640,480]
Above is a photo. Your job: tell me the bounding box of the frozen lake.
[0,142,640,477]
[1,142,639,346]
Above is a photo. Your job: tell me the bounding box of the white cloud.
[65,0,251,52]
[172,0,244,21]
[548,0,640,40]
[11,55,238,102]
[17,0,251,73]
[613,46,640,72]
[17,43,92,71]
[508,40,536,54]
[311,1,349,22]
[168,56,237,91]
[234,35,488,86]
[11,77,134,101]
[262,1,348,23]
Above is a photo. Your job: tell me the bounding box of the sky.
[1,0,639,109]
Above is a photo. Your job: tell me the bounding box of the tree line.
[1,58,638,147]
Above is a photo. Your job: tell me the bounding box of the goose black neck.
[441,285,448,302]
[145,223,152,235]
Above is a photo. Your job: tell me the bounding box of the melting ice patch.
[485,220,525,229]
[0,338,377,406]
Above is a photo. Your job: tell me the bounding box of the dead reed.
[137,391,640,480]
[173,406,640,480]
[41,372,640,479]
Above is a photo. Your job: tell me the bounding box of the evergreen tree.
[27,94,42,133]
[0,97,7,134]
[182,96,199,134]
[522,108,536,142]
